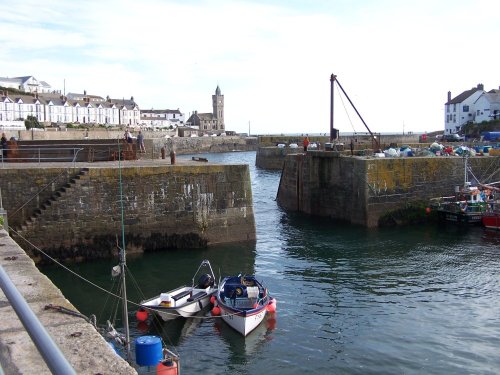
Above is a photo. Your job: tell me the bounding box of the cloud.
[1,0,500,135]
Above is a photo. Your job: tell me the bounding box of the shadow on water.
[38,242,258,326]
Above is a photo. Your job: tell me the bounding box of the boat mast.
[464,153,469,188]
[117,140,131,359]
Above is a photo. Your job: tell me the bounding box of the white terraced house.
[140,108,185,128]
[0,90,140,127]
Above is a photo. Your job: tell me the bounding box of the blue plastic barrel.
[135,335,162,366]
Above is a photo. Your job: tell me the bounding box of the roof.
[111,98,139,109]
[477,92,500,104]
[197,113,215,120]
[0,77,23,84]
[141,109,182,115]
[447,87,483,104]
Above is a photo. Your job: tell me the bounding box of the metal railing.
[1,147,84,167]
[0,265,76,374]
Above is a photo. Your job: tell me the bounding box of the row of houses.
[445,83,500,134]
[0,76,225,132]
[0,75,187,129]
[0,90,191,130]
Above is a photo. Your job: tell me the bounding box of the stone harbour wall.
[1,163,256,262]
[277,152,500,227]
[0,229,137,374]
[255,146,302,170]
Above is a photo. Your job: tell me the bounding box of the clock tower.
[212,85,224,130]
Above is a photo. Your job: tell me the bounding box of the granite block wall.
[277,153,500,227]
[1,164,255,262]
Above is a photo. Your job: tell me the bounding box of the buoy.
[211,306,221,316]
[157,358,178,375]
[425,207,431,215]
[210,295,216,304]
[267,297,277,313]
[135,335,162,367]
[136,308,148,322]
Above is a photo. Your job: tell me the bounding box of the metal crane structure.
[329,74,380,151]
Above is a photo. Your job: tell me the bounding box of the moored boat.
[140,259,217,321]
[434,186,487,225]
[482,204,500,230]
[215,274,274,336]
[432,154,489,225]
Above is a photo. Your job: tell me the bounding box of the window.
[463,105,469,112]
[453,104,456,112]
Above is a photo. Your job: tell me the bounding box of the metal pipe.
[0,265,77,375]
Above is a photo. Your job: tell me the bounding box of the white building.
[0,76,52,93]
[444,83,500,134]
[473,90,500,123]
[140,108,185,129]
[0,90,140,127]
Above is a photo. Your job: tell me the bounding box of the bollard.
[161,147,166,159]
[170,151,176,165]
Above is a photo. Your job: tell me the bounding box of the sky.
[1,0,499,135]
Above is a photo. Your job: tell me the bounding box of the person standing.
[137,131,145,153]
[1,132,7,158]
[303,136,310,152]
[124,130,132,144]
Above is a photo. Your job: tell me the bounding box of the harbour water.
[39,151,500,374]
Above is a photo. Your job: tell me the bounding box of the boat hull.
[482,212,500,230]
[437,209,483,225]
[219,304,267,336]
[141,285,216,321]
[216,275,270,336]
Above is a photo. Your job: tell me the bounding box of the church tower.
[212,85,224,130]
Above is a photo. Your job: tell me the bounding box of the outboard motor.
[198,274,214,288]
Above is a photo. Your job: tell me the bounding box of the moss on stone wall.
[378,201,434,227]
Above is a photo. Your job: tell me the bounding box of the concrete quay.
[0,228,137,374]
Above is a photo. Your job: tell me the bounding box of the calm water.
[40,151,500,374]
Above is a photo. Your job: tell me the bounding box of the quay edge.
[0,229,137,374]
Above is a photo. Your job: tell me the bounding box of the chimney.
[84,89,87,96]
[477,83,484,90]
[447,91,451,102]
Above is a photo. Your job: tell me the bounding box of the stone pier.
[276,151,500,227]
[0,229,136,374]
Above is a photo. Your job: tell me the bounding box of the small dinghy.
[215,274,275,336]
[140,259,217,321]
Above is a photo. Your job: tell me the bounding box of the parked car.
[443,134,464,142]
